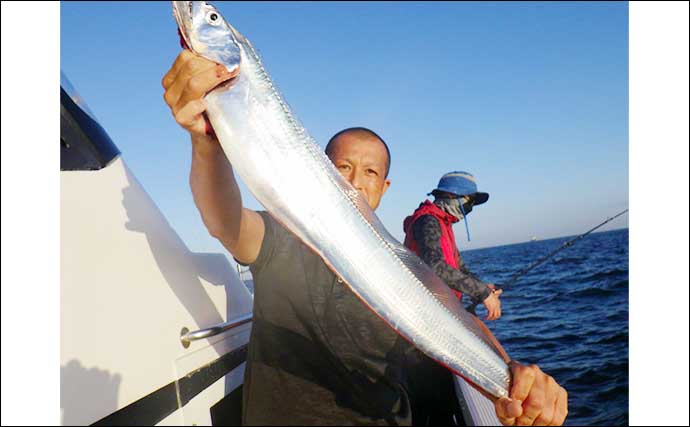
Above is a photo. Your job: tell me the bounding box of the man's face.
[327,133,391,210]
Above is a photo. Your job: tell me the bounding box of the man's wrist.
[191,134,223,158]
[479,286,492,302]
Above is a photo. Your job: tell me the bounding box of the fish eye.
[206,11,220,25]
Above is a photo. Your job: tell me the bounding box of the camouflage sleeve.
[412,215,491,303]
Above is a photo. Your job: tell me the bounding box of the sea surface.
[462,228,629,426]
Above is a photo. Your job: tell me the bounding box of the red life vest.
[403,200,463,299]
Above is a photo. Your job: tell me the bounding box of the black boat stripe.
[91,344,248,426]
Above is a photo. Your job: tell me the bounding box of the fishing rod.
[501,208,629,290]
[467,208,629,315]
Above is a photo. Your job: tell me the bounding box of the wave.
[553,256,586,265]
[577,268,628,283]
[500,332,582,347]
[592,331,628,345]
[567,361,628,386]
[568,287,617,298]
[567,369,616,386]
[595,384,628,401]
[606,311,628,322]
[610,279,629,290]
[508,315,550,324]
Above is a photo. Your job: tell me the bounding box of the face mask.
[435,196,473,220]
[434,196,474,241]
[436,197,463,220]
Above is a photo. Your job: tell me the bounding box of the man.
[402,172,502,425]
[403,171,501,320]
[162,49,568,426]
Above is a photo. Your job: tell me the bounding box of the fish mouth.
[172,1,194,50]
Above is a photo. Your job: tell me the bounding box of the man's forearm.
[189,135,243,246]
[432,260,491,302]
[412,215,491,302]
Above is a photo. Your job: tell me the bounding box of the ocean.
[462,228,629,426]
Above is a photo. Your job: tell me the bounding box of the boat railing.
[180,312,253,348]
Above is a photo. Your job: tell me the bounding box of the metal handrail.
[180,312,253,348]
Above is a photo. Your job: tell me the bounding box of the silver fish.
[172,1,511,398]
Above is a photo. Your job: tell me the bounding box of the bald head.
[325,127,391,178]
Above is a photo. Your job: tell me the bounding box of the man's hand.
[495,361,568,426]
[161,50,238,141]
[482,284,502,320]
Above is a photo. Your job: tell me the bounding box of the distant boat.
[531,236,538,242]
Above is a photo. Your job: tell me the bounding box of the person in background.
[404,171,502,317]
[403,171,503,425]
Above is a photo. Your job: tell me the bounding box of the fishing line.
[467,208,628,315]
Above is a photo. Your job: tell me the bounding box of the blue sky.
[61,1,629,255]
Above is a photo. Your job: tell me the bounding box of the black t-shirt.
[242,212,413,426]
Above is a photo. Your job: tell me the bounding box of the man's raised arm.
[162,50,264,264]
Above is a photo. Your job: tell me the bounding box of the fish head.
[172,1,242,73]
